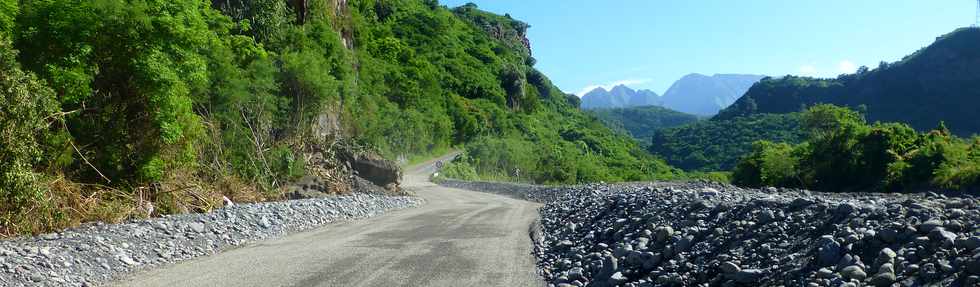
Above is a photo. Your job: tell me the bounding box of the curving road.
[110,154,543,287]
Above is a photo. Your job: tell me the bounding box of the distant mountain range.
[580,85,660,109]
[717,28,980,136]
[661,73,766,116]
[579,74,765,115]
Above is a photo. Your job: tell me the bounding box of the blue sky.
[441,0,976,96]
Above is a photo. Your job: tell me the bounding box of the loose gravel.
[0,193,422,287]
[443,180,980,287]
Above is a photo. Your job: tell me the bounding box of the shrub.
[440,156,479,181]
[734,104,980,193]
[0,37,60,234]
[733,141,801,187]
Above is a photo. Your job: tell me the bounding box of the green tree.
[733,104,979,193]
[733,141,801,187]
[0,38,61,234]
[16,0,228,182]
[0,0,15,37]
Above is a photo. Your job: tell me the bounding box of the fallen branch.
[45,107,112,184]
[63,123,112,184]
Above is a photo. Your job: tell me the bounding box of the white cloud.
[838,60,857,74]
[575,78,651,97]
[798,65,818,76]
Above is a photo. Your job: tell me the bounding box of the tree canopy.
[733,104,979,193]
[0,0,678,235]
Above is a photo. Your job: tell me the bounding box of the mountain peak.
[609,84,634,94]
[583,87,608,96]
[581,84,660,109]
[660,74,766,116]
[681,73,709,78]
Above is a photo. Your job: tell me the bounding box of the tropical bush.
[0,37,62,234]
[1,0,678,235]
[733,104,980,192]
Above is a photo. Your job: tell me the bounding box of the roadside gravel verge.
[0,193,422,287]
[442,180,980,286]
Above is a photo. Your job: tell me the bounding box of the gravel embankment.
[0,193,422,287]
[444,180,980,286]
[438,179,550,201]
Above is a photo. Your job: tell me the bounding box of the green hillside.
[734,105,979,193]
[647,113,805,171]
[717,28,980,136]
[587,105,699,146]
[0,0,674,235]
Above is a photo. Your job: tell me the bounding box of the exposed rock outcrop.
[338,148,402,193]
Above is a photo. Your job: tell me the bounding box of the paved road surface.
[111,154,543,287]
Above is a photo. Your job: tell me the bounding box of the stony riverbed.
[443,180,980,286]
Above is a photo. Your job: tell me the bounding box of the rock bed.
[0,193,422,287]
[534,183,980,286]
[447,180,980,286]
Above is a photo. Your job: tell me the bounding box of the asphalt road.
[110,154,544,287]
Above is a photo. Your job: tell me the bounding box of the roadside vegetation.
[8,0,972,238]
[733,104,980,193]
[0,0,678,236]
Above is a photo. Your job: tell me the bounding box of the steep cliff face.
[452,3,532,57]
[333,0,354,49]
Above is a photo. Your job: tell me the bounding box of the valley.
[1,1,978,287]
[579,73,764,116]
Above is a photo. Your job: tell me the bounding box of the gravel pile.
[445,180,980,286]
[0,193,422,287]
[438,179,551,201]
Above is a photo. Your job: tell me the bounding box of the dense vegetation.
[647,113,805,171]
[717,28,980,137]
[587,106,699,146]
[734,104,979,193]
[0,0,675,235]
[647,27,980,174]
